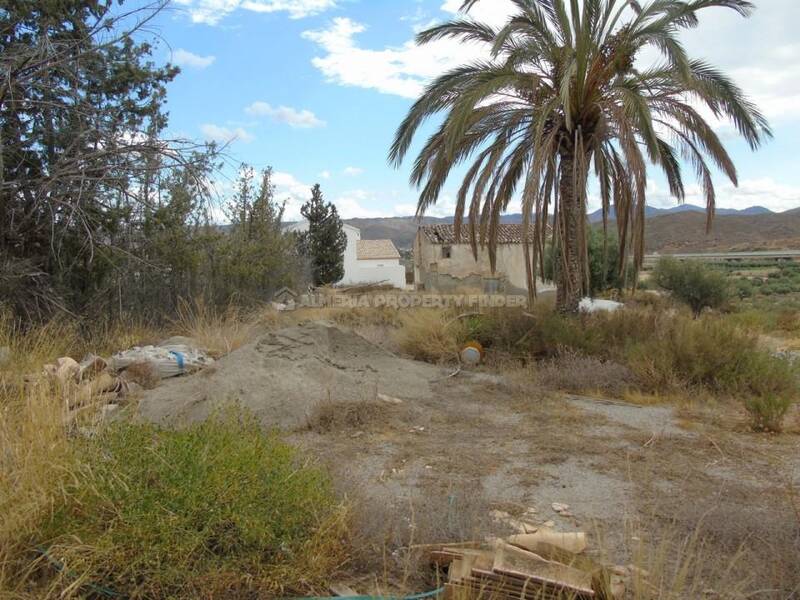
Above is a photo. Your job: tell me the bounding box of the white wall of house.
[342,257,406,289]
[340,225,361,284]
[285,221,405,288]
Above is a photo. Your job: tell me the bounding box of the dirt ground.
[137,321,800,597]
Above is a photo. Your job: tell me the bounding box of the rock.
[101,403,120,418]
[551,502,571,514]
[579,298,623,313]
[121,381,143,397]
[377,393,403,405]
[52,357,80,384]
[78,354,108,381]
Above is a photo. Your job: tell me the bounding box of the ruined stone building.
[413,224,555,294]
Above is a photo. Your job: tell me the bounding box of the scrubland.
[1,295,798,598]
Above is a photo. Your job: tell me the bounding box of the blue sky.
[148,0,800,220]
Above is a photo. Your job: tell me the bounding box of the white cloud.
[631,178,800,213]
[302,16,502,99]
[439,0,516,29]
[394,193,457,218]
[319,170,331,179]
[301,1,799,128]
[178,0,336,26]
[272,171,310,220]
[272,174,402,220]
[343,166,363,176]
[172,48,216,69]
[200,123,255,144]
[245,102,325,128]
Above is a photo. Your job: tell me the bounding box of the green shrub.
[734,279,754,299]
[652,258,730,317]
[744,394,794,432]
[37,411,346,598]
[624,316,797,400]
[472,307,798,416]
[544,229,634,294]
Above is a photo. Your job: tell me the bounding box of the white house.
[285,221,406,288]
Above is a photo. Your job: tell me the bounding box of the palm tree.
[389,0,770,312]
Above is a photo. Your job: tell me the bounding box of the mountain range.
[344,205,800,253]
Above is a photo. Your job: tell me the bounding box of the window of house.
[442,245,452,259]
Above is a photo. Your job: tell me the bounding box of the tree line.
[0,0,346,323]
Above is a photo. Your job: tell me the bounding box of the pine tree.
[299,184,347,286]
[219,165,297,302]
[0,0,206,318]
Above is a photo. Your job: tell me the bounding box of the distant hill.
[345,214,525,250]
[586,204,773,223]
[644,211,800,253]
[345,205,799,253]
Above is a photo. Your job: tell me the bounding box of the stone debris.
[39,339,212,423]
[426,527,626,599]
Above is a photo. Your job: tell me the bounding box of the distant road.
[643,250,800,269]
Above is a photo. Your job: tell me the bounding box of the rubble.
[428,527,625,600]
[578,298,624,314]
[40,338,213,423]
[110,344,212,379]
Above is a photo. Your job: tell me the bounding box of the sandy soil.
[137,321,800,596]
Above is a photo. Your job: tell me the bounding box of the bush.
[467,307,798,424]
[535,351,639,396]
[396,309,468,363]
[544,228,634,295]
[776,310,800,332]
[652,258,729,317]
[35,411,346,598]
[744,394,794,432]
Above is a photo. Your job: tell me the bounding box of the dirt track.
[137,321,800,594]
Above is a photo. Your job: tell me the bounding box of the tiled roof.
[420,224,540,245]
[357,239,401,260]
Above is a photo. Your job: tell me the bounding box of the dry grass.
[307,398,393,433]
[395,309,468,364]
[338,478,497,592]
[172,299,259,357]
[0,312,79,375]
[622,527,755,599]
[535,351,639,397]
[0,383,75,595]
[0,306,350,598]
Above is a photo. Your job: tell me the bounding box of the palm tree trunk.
[556,151,583,313]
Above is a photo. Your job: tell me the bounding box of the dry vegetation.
[1,300,798,598]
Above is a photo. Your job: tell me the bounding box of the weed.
[395,310,468,363]
[0,384,74,594]
[460,306,798,429]
[23,409,347,599]
[307,399,390,433]
[535,351,639,397]
[173,298,258,358]
[744,394,793,432]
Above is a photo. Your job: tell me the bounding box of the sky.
[144,0,800,220]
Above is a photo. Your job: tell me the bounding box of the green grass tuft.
[35,409,347,599]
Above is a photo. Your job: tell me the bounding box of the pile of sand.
[137,321,444,430]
